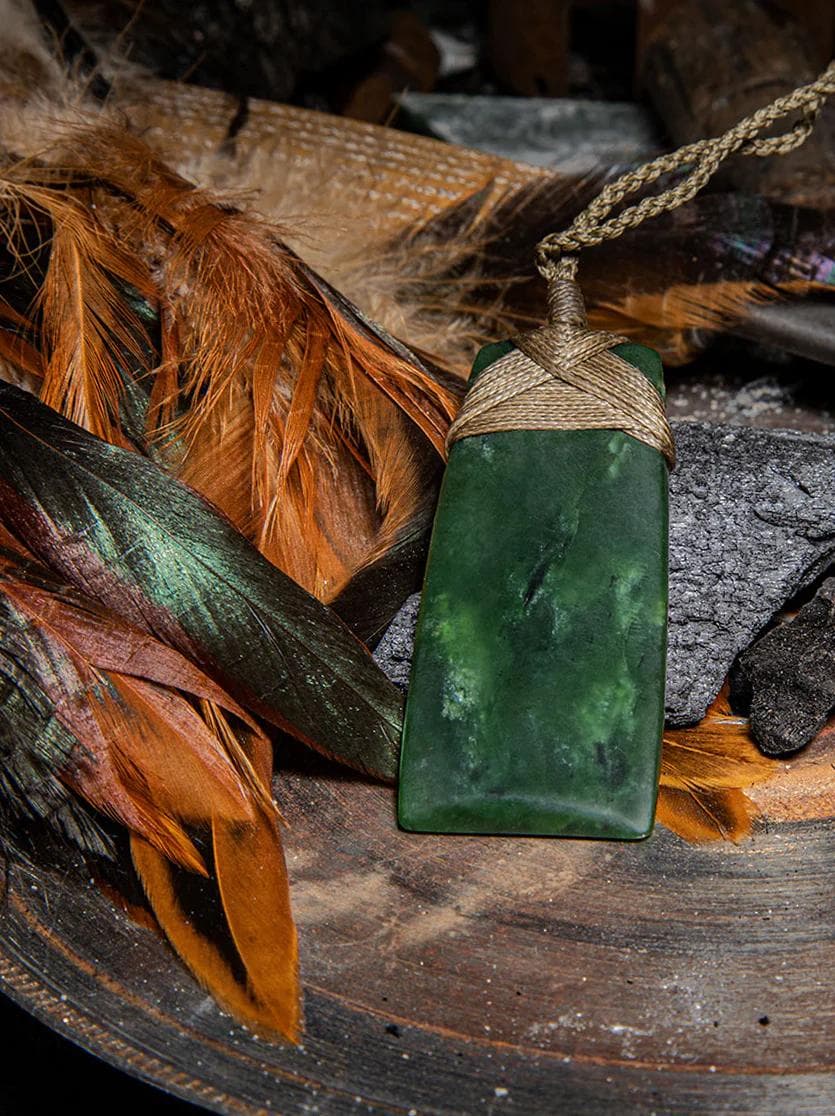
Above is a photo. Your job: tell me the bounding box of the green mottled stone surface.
[398,340,668,838]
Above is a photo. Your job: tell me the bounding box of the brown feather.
[0,299,43,382]
[0,172,157,442]
[655,785,759,845]
[587,281,779,365]
[212,813,300,1040]
[0,523,33,558]
[131,825,299,1041]
[1,129,457,599]
[39,216,132,443]
[146,300,181,437]
[0,564,264,863]
[658,687,781,843]
[380,176,835,368]
[87,676,256,838]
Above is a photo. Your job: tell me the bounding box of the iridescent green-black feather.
[0,383,402,778]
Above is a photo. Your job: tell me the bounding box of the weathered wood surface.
[0,740,832,1114]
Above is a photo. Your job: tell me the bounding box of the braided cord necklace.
[398,63,835,838]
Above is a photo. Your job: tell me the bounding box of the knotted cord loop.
[536,61,835,281]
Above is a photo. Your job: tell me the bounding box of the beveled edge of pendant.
[397,794,659,841]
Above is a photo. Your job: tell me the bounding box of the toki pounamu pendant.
[398,336,669,839]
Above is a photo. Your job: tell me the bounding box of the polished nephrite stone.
[398,340,668,838]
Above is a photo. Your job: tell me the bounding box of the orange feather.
[0,130,457,599]
[0,299,43,382]
[0,171,157,443]
[658,688,781,843]
[131,817,300,1042]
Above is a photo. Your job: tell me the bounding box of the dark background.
[2,994,196,1111]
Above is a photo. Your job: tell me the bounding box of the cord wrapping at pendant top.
[546,277,586,326]
[447,280,675,467]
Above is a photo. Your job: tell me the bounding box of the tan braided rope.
[537,60,835,282]
[449,61,835,463]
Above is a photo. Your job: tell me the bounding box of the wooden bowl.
[1,737,832,1113]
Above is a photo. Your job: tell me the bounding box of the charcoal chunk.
[667,423,835,724]
[730,578,835,755]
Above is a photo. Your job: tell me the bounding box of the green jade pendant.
[398,339,669,838]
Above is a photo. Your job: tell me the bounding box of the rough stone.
[397,93,661,170]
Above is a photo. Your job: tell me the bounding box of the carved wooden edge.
[0,949,245,1113]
